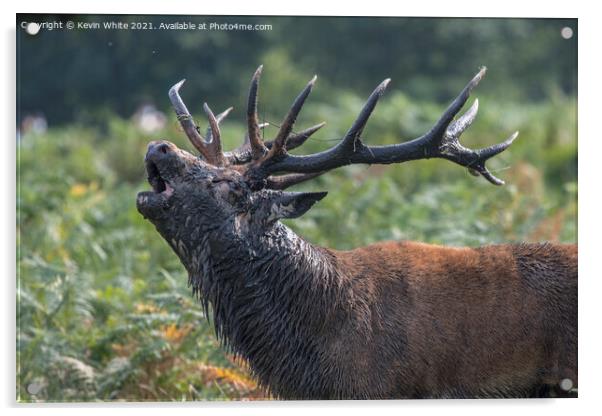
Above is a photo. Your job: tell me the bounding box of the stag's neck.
[201,222,344,326]
[184,221,348,396]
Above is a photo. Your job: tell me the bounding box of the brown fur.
[315,241,577,398]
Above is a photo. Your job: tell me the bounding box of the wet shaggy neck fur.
[157,212,351,399]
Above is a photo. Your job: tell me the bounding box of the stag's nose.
[146,140,176,160]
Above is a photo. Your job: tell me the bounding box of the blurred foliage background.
[17,15,577,402]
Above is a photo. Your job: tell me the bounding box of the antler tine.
[466,131,519,185]
[225,122,323,165]
[205,106,233,146]
[338,78,391,152]
[251,68,517,186]
[284,122,327,151]
[266,75,318,160]
[428,66,486,140]
[243,122,269,144]
[247,65,268,160]
[256,79,392,174]
[266,171,326,190]
[224,123,270,165]
[446,99,478,138]
[216,106,234,123]
[239,122,269,146]
[202,103,227,166]
[169,80,214,163]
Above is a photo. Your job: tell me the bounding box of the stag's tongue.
[163,182,174,197]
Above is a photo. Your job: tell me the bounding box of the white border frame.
[4,2,600,415]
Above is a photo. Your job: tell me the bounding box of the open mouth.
[146,161,174,197]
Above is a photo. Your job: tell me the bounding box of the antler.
[249,67,518,187]
[169,79,227,166]
[236,66,322,163]
[227,122,326,165]
[168,68,326,178]
[169,66,517,189]
[205,106,233,145]
[246,65,269,160]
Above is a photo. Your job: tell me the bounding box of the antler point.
[169,79,187,97]
[469,68,487,90]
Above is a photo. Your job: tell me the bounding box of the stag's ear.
[266,191,328,222]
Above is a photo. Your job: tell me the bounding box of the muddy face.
[136,140,252,241]
[136,140,327,265]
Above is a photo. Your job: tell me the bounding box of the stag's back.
[328,241,577,398]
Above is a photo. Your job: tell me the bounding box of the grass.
[16,90,576,402]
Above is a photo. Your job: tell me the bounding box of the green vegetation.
[16,16,576,402]
[17,91,576,402]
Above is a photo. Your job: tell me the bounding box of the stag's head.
[137,65,518,249]
[136,65,332,246]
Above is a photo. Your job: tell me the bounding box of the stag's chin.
[136,190,170,220]
[137,174,175,221]
[137,152,178,220]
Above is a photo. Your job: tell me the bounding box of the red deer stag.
[136,66,577,399]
